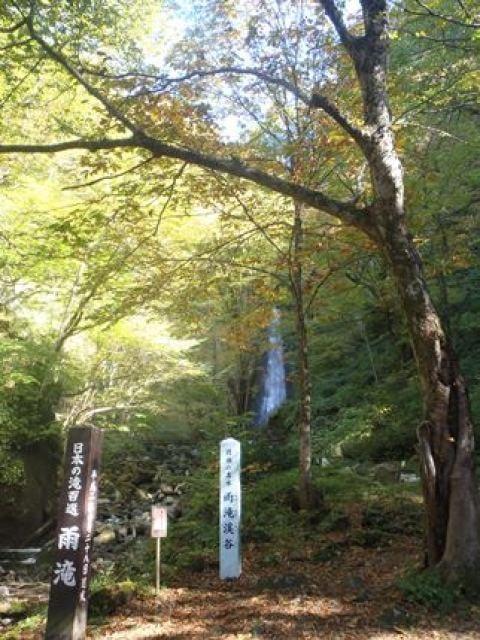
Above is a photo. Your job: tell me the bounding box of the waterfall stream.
[255,308,287,426]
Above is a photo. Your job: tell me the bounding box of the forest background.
[0,0,479,632]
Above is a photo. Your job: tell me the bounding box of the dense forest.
[0,0,479,638]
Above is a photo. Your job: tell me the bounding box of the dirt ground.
[86,538,480,640]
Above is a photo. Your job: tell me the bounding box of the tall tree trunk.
[436,216,452,337]
[364,116,480,577]
[292,202,313,510]
[380,212,480,575]
[329,0,480,578]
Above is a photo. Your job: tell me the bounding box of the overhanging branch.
[79,63,369,148]
[318,0,357,50]
[26,9,139,135]
[0,133,373,231]
[0,17,27,33]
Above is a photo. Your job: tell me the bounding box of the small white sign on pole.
[220,437,241,579]
[151,505,168,538]
[151,505,167,594]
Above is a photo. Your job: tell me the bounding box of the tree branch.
[74,404,142,424]
[0,17,27,33]
[0,38,32,51]
[8,10,372,216]
[26,10,140,135]
[61,156,155,191]
[0,135,374,232]
[0,138,136,153]
[305,268,335,314]
[309,93,369,147]
[86,63,368,147]
[410,0,480,28]
[318,0,357,50]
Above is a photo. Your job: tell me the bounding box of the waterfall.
[255,308,287,426]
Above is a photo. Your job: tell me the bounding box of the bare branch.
[230,191,289,259]
[318,0,356,49]
[153,161,187,235]
[61,156,155,190]
[0,38,32,51]
[26,11,140,135]
[305,268,335,314]
[93,63,367,146]
[74,404,142,424]
[0,55,43,110]
[0,137,136,153]
[410,0,480,28]
[0,17,27,33]
[0,135,373,232]
[309,93,369,147]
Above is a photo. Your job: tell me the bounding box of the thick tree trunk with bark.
[324,0,480,578]
[381,214,480,575]
[361,83,480,578]
[291,202,313,510]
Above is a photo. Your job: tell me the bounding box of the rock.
[116,524,128,540]
[0,585,10,598]
[1,618,13,626]
[133,467,155,486]
[135,488,152,502]
[89,581,137,616]
[353,462,371,476]
[378,606,409,629]
[167,502,182,519]
[103,515,121,526]
[95,527,116,545]
[131,512,151,535]
[160,484,173,494]
[289,551,309,562]
[400,472,420,483]
[372,462,401,483]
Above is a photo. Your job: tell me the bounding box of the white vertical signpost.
[151,505,167,594]
[219,437,241,579]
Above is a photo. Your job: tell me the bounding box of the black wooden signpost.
[45,426,103,640]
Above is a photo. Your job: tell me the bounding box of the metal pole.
[155,538,160,594]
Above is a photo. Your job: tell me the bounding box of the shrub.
[398,569,461,612]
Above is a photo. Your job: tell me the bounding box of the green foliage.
[0,605,46,640]
[163,466,219,571]
[0,322,71,485]
[89,578,139,619]
[398,570,462,613]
